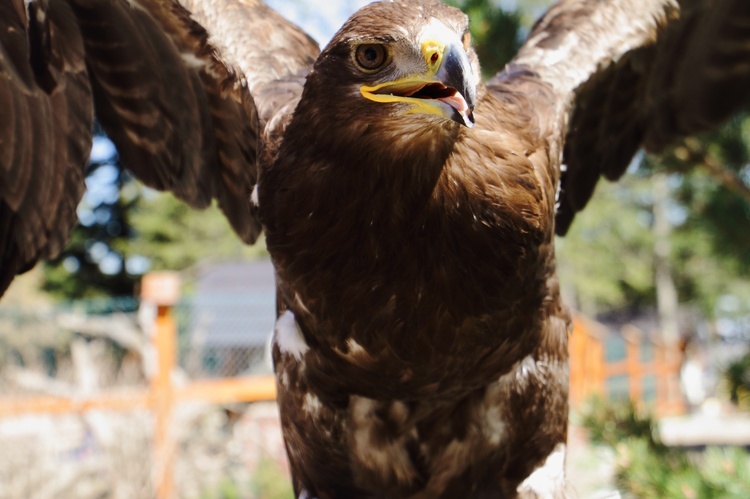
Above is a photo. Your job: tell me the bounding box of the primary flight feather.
[1,0,749,496]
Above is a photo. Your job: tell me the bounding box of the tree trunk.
[652,173,680,346]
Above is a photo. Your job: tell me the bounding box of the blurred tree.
[723,353,750,410]
[652,115,750,321]
[556,168,657,317]
[652,172,680,345]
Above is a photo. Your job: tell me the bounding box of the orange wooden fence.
[569,314,684,415]
[0,273,277,499]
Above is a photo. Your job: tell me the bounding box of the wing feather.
[0,0,319,296]
[179,0,319,98]
[0,0,93,295]
[66,0,319,242]
[492,0,750,235]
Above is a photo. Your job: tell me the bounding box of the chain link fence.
[177,292,274,378]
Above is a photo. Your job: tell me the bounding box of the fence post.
[654,338,685,416]
[569,317,584,406]
[570,314,606,405]
[142,272,181,499]
[591,334,605,398]
[623,326,643,404]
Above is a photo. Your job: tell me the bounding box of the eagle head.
[301,0,479,137]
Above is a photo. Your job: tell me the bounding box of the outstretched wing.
[491,0,750,235]
[0,0,319,296]
[0,0,92,295]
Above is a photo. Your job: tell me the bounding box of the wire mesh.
[177,292,274,378]
[0,293,288,499]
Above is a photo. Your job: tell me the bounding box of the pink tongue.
[438,92,469,113]
[438,92,474,128]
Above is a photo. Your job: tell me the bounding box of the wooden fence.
[569,314,685,416]
[0,272,277,499]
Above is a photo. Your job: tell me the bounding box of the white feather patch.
[274,311,308,360]
[517,443,567,497]
[125,0,148,13]
[250,184,260,207]
[303,393,323,416]
[180,52,207,70]
[346,337,366,354]
[482,405,506,446]
[351,396,416,484]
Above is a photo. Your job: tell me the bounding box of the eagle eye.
[354,44,389,72]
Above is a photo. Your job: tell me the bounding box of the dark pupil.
[364,48,378,62]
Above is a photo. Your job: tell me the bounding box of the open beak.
[360,41,476,128]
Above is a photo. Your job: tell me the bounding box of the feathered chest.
[260,126,554,399]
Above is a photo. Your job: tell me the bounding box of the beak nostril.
[430,52,439,64]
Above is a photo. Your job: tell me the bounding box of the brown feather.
[0,0,92,295]
[525,0,750,234]
[0,0,319,294]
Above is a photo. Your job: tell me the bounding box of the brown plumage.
[2,0,749,496]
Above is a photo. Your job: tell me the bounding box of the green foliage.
[198,458,292,499]
[581,397,659,448]
[201,477,243,499]
[722,353,750,410]
[614,441,750,498]
[581,398,750,498]
[125,191,266,272]
[657,114,750,316]
[444,0,522,77]
[249,457,294,499]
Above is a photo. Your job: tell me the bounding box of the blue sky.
[264,0,541,46]
[265,0,375,45]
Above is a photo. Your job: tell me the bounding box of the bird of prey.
[2,0,749,496]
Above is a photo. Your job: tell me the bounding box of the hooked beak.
[360,40,476,128]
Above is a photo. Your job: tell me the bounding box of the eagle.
[2,0,749,496]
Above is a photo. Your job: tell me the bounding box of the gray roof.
[186,260,276,348]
